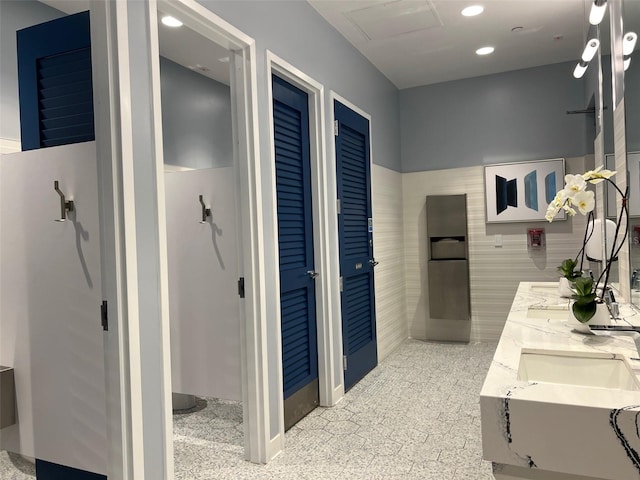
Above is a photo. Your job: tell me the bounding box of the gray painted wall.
[202,0,401,172]
[160,57,233,169]
[0,1,64,141]
[399,61,588,172]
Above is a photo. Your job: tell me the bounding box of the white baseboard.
[266,432,284,462]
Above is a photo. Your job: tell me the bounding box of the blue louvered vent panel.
[37,47,94,148]
[281,288,311,393]
[344,274,373,353]
[275,101,306,269]
[341,125,369,257]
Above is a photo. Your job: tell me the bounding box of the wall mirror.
[581,0,614,290]
[622,0,640,306]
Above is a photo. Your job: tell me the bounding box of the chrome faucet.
[589,325,640,356]
[602,287,618,318]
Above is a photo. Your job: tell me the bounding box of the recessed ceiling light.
[161,15,183,27]
[476,46,494,56]
[462,5,484,17]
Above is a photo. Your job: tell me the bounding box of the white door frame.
[265,52,344,437]
[91,0,271,477]
[91,2,146,478]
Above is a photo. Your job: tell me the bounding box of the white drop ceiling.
[308,0,590,89]
[156,14,231,86]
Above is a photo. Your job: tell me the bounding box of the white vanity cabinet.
[480,282,640,480]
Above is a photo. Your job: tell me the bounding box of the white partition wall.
[165,167,241,400]
[0,142,107,475]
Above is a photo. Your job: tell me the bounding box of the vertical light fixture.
[573,61,589,78]
[589,0,607,26]
[623,32,637,56]
[581,38,600,62]
[623,32,637,72]
[573,38,600,79]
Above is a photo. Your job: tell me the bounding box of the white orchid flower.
[553,189,569,206]
[545,202,560,221]
[584,166,616,184]
[564,174,587,195]
[546,167,619,222]
[545,208,559,222]
[572,190,595,215]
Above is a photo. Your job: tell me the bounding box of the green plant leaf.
[572,293,597,305]
[557,258,581,280]
[572,301,596,323]
[571,276,594,297]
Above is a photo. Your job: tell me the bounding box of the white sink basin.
[527,304,569,319]
[530,284,560,292]
[517,349,640,390]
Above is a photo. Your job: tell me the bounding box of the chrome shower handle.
[54,180,74,222]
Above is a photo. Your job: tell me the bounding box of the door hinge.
[337,199,341,214]
[343,355,348,371]
[334,120,339,136]
[339,276,343,292]
[238,277,245,298]
[101,301,108,331]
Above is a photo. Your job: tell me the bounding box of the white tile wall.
[372,165,408,360]
[402,157,593,343]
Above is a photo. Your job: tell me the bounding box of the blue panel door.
[335,100,377,391]
[17,11,94,151]
[272,76,318,428]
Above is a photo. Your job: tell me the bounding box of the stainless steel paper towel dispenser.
[426,195,470,341]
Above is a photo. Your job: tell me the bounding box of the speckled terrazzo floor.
[173,339,497,479]
[0,339,498,479]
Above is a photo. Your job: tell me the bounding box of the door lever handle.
[369,259,379,267]
[54,180,74,222]
[306,270,320,279]
[199,195,211,223]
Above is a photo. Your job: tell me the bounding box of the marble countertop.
[480,281,640,480]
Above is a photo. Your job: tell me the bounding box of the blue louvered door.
[272,75,319,430]
[17,11,94,151]
[335,100,377,391]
